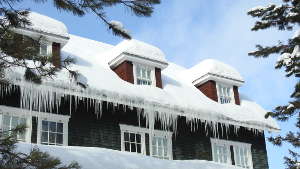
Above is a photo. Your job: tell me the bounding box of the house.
[0,12,279,169]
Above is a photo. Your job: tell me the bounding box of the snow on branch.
[109,20,131,39]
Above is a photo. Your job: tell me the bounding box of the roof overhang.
[193,73,245,87]
[108,52,169,70]
[12,27,70,46]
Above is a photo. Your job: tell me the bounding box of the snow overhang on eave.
[193,73,245,87]
[2,76,280,133]
[12,27,70,46]
[108,52,169,70]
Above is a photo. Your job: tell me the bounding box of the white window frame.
[211,138,253,169]
[133,63,156,86]
[37,115,69,146]
[216,83,234,104]
[39,40,52,56]
[0,112,32,142]
[119,124,172,159]
[0,105,70,146]
[120,125,146,154]
[150,130,173,160]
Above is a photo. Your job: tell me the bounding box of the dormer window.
[188,59,244,105]
[108,39,168,88]
[217,84,234,104]
[135,64,154,86]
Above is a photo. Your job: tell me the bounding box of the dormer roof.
[107,39,168,69]
[12,12,69,45]
[186,59,244,87]
[26,12,69,38]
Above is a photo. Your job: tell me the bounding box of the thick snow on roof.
[17,143,243,169]
[24,12,69,38]
[4,34,279,132]
[107,39,168,65]
[186,59,244,83]
[56,35,278,131]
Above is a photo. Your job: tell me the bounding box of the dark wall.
[0,84,268,169]
[68,101,269,169]
[173,119,269,169]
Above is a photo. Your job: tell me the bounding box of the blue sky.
[17,0,296,168]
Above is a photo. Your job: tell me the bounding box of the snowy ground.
[17,143,242,169]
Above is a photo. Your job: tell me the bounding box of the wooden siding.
[155,68,163,88]
[0,84,269,169]
[112,61,134,84]
[196,80,218,102]
[233,86,240,105]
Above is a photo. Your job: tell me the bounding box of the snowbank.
[17,143,243,169]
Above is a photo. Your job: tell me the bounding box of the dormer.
[12,12,70,68]
[108,39,168,88]
[187,59,244,105]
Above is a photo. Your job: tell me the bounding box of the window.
[120,124,172,159]
[40,43,48,55]
[1,115,26,141]
[135,65,154,86]
[151,135,170,159]
[234,145,252,168]
[123,132,142,153]
[211,139,253,169]
[217,84,233,104]
[41,120,64,145]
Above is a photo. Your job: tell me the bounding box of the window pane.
[18,131,25,141]
[137,79,142,85]
[136,144,141,153]
[130,133,135,142]
[131,143,136,152]
[158,146,162,156]
[164,147,168,156]
[49,133,56,144]
[42,121,48,131]
[11,116,18,128]
[235,148,241,166]
[40,44,47,55]
[49,122,56,132]
[158,138,162,146]
[57,123,63,133]
[56,133,63,144]
[152,145,157,155]
[125,142,130,151]
[147,70,151,79]
[136,67,141,77]
[240,147,245,167]
[142,69,146,78]
[3,115,10,127]
[41,132,48,143]
[19,118,26,126]
[124,132,129,141]
[136,134,141,143]
[152,137,157,146]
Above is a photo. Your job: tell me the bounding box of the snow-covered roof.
[185,59,244,86]
[17,143,243,169]
[4,34,279,132]
[19,12,69,39]
[107,39,168,69]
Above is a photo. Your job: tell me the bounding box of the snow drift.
[17,143,243,169]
